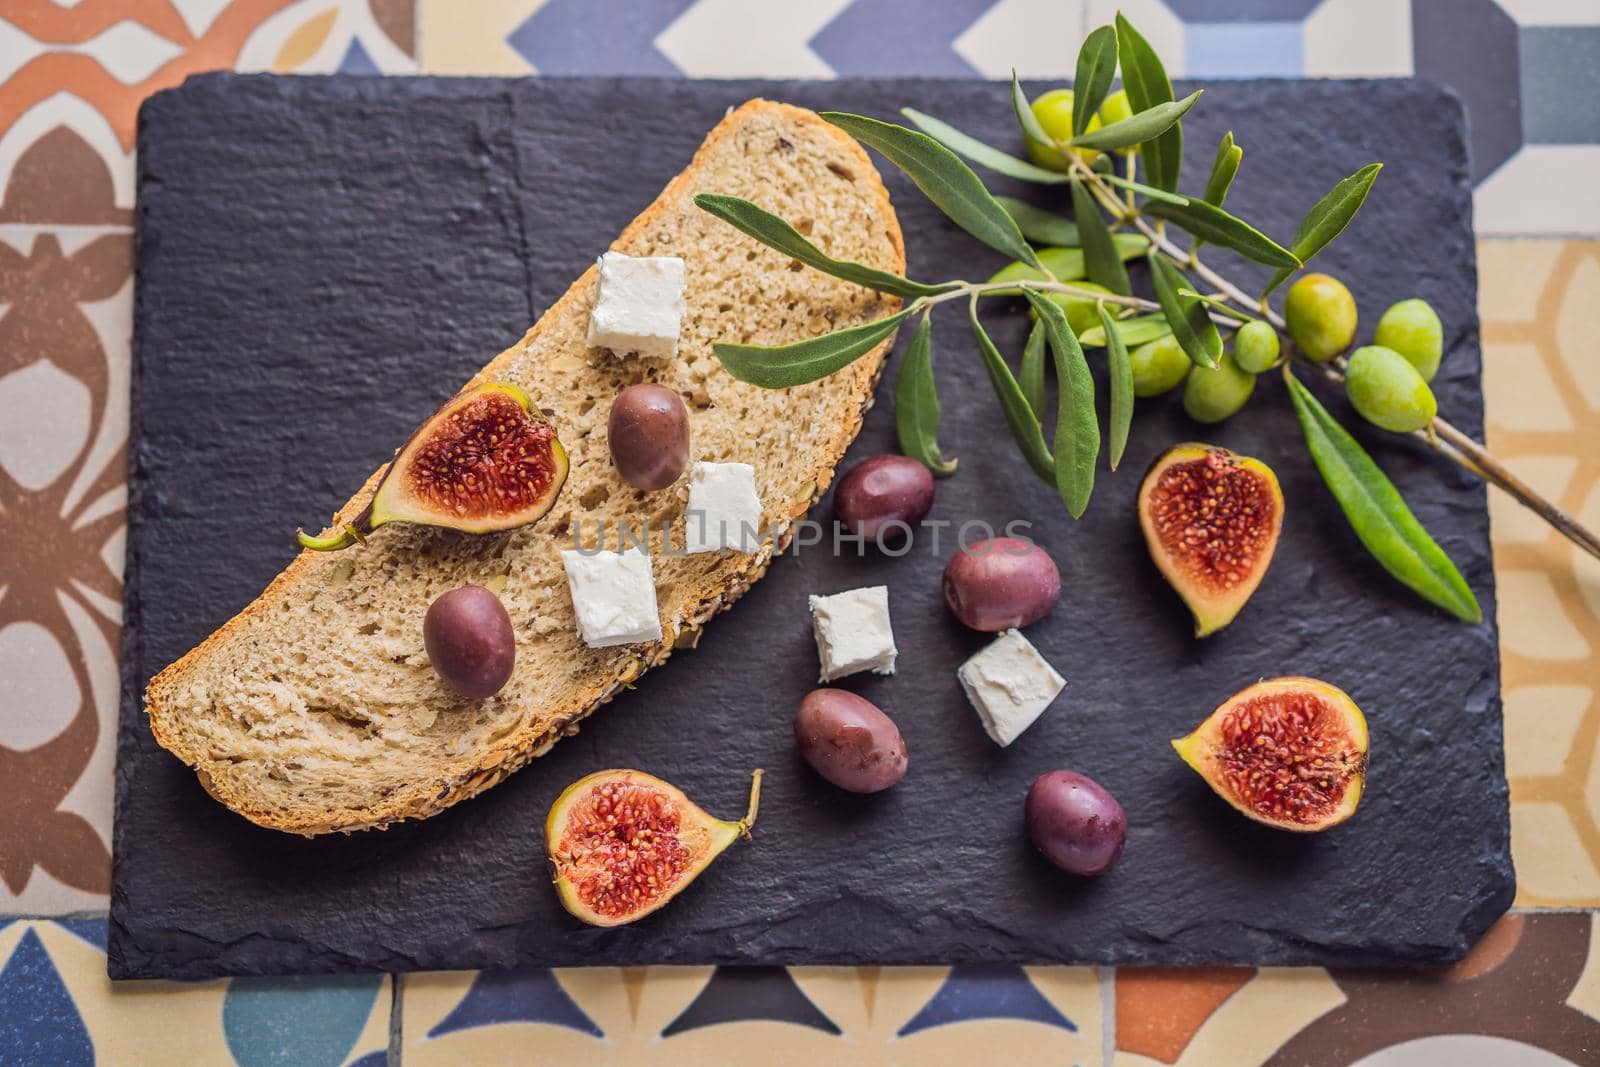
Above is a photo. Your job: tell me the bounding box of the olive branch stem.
[1063,155,1600,564]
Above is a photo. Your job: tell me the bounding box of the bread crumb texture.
[146,101,906,834]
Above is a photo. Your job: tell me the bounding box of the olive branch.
[693,12,1600,623]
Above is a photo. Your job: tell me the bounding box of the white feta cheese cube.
[684,461,763,554]
[957,628,1064,747]
[586,251,686,358]
[561,548,662,648]
[809,585,897,681]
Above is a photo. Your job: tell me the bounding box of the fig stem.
[736,769,763,840]
[296,524,362,552]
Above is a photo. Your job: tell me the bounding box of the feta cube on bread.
[143,100,908,834]
[562,549,662,648]
[587,252,686,358]
[685,461,763,553]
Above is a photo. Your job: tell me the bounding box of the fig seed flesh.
[545,769,761,927]
[1138,444,1283,637]
[1173,677,1368,832]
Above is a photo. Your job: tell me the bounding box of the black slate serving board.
[111,74,1512,979]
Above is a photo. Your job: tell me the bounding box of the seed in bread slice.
[144,99,908,835]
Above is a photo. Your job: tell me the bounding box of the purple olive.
[795,688,908,794]
[608,383,690,491]
[834,455,935,544]
[942,537,1061,631]
[423,585,515,699]
[1026,771,1126,876]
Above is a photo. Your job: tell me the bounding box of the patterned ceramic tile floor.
[2,0,1598,1063]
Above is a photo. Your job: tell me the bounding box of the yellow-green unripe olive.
[1232,320,1281,373]
[1284,273,1358,362]
[1129,334,1190,397]
[1025,89,1101,171]
[986,247,1086,290]
[1344,345,1438,433]
[1374,298,1443,382]
[1098,90,1135,152]
[1183,350,1256,423]
[1034,281,1114,336]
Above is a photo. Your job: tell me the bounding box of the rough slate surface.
[111,75,1512,979]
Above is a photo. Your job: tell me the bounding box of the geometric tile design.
[1519,27,1600,144]
[894,964,1074,1037]
[406,964,1104,1064]
[425,967,602,1039]
[1412,0,1524,181]
[1183,20,1301,77]
[4,2,1600,1065]
[1478,240,1600,908]
[1302,0,1414,77]
[0,920,392,1066]
[811,0,991,78]
[507,0,691,77]
[662,967,840,1037]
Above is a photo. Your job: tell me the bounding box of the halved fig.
[1172,677,1368,832]
[297,382,568,551]
[545,769,762,927]
[1138,443,1283,637]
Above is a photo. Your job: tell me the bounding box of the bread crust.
[144,99,907,835]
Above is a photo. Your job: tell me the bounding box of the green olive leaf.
[1023,289,1100,518]
[1191,130,1241,254]
[1071,179,1132,295]
[1148,251,1221,369]
[715,308,913,389]
[1099,302,1133,471]
[1115,12,1182,193]
[897,108,1071,185]
[1020,318,1048,415]
[824,112,1043,268]
[1076,313,1172,348]
[1098,171,1189,206]
[694,194,955,299]
[1072,25,1119,136]
[894,316,957,476]
[1010,71,1060,168]
[1263,162,1383,298]
[1285,371,1482,622]
[1068,90,1201,151]
[1176,287,1262,323]
[996,196,1080,245]
[1203,131,1242,207]
[1142,198,1298,268]
[971,304,1055,484]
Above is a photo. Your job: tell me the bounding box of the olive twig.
[915,278,1156,313]
[1301,358,1600,562]
[1068,160,1600,563]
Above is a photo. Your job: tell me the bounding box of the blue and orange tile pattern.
[3,1,1599,1063]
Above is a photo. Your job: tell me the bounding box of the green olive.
[986,247,1088,290]
[1183,350,1256,423]
[1129,334,1190,397]
[1025,89,1101,171]
[1374,298,1443,382]
[1098,90,1135,153]
[1231,320,1281,373]
[1344,345,1438,433]
[1284,273,1357,362]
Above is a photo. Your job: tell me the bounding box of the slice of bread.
[145,100,907,835]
